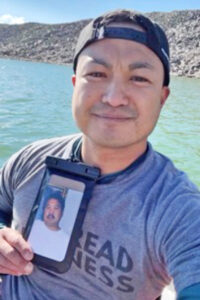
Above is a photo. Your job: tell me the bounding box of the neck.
[81,137,147,174]
[45,224,60,231]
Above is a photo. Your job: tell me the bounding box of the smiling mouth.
[92,113,133,121]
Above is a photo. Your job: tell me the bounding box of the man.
[42,193,65,231]
[28,193,69,261]
[0,9,200,300]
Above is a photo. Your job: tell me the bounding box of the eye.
[130,76,148,82]
[87,72,106,78]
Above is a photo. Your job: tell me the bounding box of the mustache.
[46,213,55,220]
[90,103,138,118]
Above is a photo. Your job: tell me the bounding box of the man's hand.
[0,227,34,276]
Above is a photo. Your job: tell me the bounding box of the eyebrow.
[89,57,112,69]
[129,62,154,71]
[88,58,154,71]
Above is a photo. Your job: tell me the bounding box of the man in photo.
[28,192,69,261]
[42,192,65,231]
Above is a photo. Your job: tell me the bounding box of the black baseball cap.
[73,9,170,86]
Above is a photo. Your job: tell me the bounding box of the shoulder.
[145,145,200,230]
[1,134,81,190]
[31,219,45,231]
[2,133,80,169]
[148,146,200,242]
[14,133,81,163]
[149,145,199,194]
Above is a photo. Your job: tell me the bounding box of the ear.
[160,86,170,108]
[72,74,76,87]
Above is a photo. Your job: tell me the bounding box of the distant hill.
[0,10,199,79]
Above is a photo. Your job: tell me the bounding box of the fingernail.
[24,263,33,274]
[24,250,33,260]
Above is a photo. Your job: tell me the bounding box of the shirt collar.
[70,136,149,184]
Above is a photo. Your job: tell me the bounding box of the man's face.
[43,198,63,230]
[72,25,170,150]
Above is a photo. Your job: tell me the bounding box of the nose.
[102,80,129,107]
[47,207,54,214]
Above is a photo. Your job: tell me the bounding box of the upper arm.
[0,161,14,215]
[162,195,200,293]
[0,145,32,220]
[152,185,200,294]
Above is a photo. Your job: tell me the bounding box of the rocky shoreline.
[0,10,199,79]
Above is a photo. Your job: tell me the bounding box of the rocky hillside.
[0,10,199,78]
[147,10,200,78]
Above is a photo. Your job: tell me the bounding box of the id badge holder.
[23,156,100,273]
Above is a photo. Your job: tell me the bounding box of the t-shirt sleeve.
[0,156,16,222]
[0,144,33,225]
[158,190,200,294]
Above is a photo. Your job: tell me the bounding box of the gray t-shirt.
[1,134,200,300]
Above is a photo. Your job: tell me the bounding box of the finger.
[0,265,23,276]
[0,252,24,275]
[0,240,34,274]
[0,250,34,275]
[1,228,33,261]
[0,260,29,276]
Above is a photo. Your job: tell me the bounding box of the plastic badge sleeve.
[23,156,100,273]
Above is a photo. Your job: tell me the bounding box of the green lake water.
[0,58,199,187]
